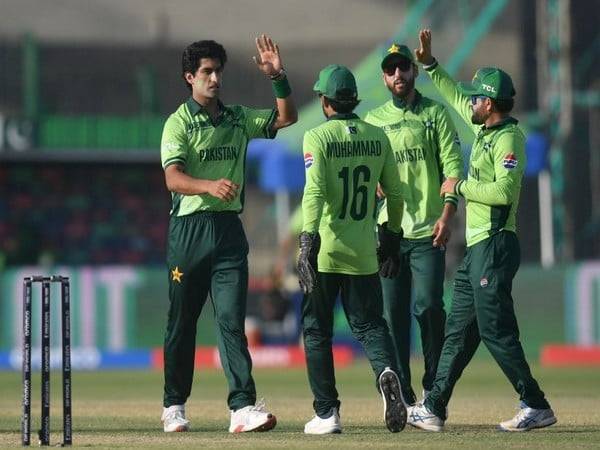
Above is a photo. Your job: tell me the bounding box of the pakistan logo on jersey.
[346,125,357,134]
[304,152,314,169]
[503,153,518,169]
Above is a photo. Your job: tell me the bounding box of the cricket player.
[297,64,407,434]
[365,43,463,405]
[159,36,297,433]
[407,29,556,432]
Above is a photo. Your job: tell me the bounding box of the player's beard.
[387,73,415,100]
[471,109,487,125]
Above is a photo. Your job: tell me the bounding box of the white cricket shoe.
[304,407,342,434]
[378,367,407,432]
[422,389,448,416]
[407,402,444,432]
[498,405,557,432]
[229,399,277,433]
[161,405,190,432]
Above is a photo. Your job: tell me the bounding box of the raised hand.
[253,34,283,78]
[415,29,434,65]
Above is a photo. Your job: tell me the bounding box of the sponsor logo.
[346,125,357,134]
[162,142,180,152]
[480,277,488,288]
[503,153,518,169]
[482,83,496,93]
[304,152,314,169]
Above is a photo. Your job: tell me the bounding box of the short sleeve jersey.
[301,113,403,275]
[161,97,277,216]
[365,92,463,239]
[425,62,526,246]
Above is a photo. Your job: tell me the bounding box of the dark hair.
[492,97,514,113]
[181,40,227,91]
[328,98,360,114]
[326,88,360,114]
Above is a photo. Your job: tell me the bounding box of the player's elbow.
[494,187,513,205]
[164,177,177,193]
[279,111,298,128]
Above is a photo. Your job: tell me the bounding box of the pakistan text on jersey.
[469,165,480,181]
[325,140,382,158]
[395,148,426,164]
[197,146,239,161]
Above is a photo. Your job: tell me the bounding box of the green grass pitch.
[0,360,598,448]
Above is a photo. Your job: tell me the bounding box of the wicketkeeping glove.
[297,232,321,294]
[377,222,403,278]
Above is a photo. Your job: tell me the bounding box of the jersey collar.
[483,116,518,130]
[186,97,228,116]
[392,90,422,111]
[327,113,359,121]
[187,97,233,126]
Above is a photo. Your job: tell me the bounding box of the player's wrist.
[271,70,292,98]
[422,57,438,71]
[269,68,286,80]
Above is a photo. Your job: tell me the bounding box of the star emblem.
[424,119,434,129]
[171,266,183,283]
[388,43,401,54]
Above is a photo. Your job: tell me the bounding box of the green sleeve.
[161,115,188,169]
[301,131,326,233]
[425,62,478,134]
[435,106,463,207]
[242,106,278,139]
[457,132,524,205]
[379,138,404,233]
[288,205,304,235]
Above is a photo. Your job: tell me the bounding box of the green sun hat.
[457,67,516,100]
[313,64,359,102]
[380,43,415,69]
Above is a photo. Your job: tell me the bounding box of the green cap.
[313,64,358,102]
[381,43,414,69]
[457,67,516,100]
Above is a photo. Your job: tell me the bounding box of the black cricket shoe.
[378,367,407,432]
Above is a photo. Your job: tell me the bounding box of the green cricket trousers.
[302,272,398,416]
[425,231,550,419]
[380,237,446,404]
[163,211,256,411]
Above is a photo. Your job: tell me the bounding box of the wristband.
[269,68,286,81]
[272,76,292,98]
[423,58,438,71]
[454,180,465,196]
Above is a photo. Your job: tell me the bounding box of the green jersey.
[425,62,526,246]
[161,97,277,216]
[301,113,404,275]
[365,91,463,238]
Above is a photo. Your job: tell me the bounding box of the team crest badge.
[503,153,518,169]
[346,125,357,134]
[304,152,314,169]
[480,277,488,288]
